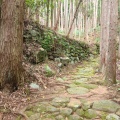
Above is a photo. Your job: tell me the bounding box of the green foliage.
[24,22,93,62]
[41,31,54,51]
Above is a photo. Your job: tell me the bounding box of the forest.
[0,0,120,120]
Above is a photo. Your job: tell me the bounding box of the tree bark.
[100,0,108,73]
[0,0,24,90]
[54,1,61,31]
[46,0,50,27]
[105,0,118,85]
[67,0,82,37]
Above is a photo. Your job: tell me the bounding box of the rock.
[52,97,70,103]
[44,65,55,77]
[29,83,40,90]
[29,102,49,112]
[76,109,85,116]
[106,113,120,120]
[30,30,39,37]
[29,113,40,120]
[116,109,120,116]
[75,78,88,83]
[55,58,61,63]
[68,114,83,120]
[84,109,97,119]
[67,87,89,95]
[60,57,70,66]
[67,98,81,110]
[82,102,92,111]
[56,115,64,120]
[93,100,120,113]
[58,63,63,68]
[46,105,59,112]
[51,102,66,107]
[60,108,72,116]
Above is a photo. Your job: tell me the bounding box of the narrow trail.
[20,57,120,120]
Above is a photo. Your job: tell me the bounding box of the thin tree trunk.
[46,0,50,27]
[0,0,24,90]
[100,0,108,73]
[67,0,82,37]
[54,1,61,31]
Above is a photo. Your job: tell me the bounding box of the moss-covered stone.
[25,110,35,117]
[68,114,83,120]
[84,109,97,119]
[52,97,70,103]
[46,105,59,112]
[60,108,73,116]
[24,21,93,64]
[67,87,89,95]
[76,109,85,117]
[67,98,81,111]
[92,100,120,113]
[106,113,120,120]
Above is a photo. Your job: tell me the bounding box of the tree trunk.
[105,0,118,85]
[0,0,24,91]
[54,1,61,31]
[67,0,82,37]
[100,0,108,73]
[46,0,50,27]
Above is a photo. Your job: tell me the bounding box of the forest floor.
[0,57,120,120]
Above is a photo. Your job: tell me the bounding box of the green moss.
[25,111,35,117]
[24,21,92,62]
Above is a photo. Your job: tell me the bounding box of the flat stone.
[67,87,89,95]
[84,109,97,119]
[93,100,120,113]
[51,102,66,107]
[106,113,120,120]
[46,105,59,112]
[75,78,88,83]
[68,114,83,120]
[67,98,81,110]
[52,97,70,103]
[60,108,72,116]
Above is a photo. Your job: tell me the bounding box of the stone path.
[23,58,120,120]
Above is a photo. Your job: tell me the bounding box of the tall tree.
[100,0,118,85]
[67,0,82,37]
[0,0,24,91]
[46,0,50,27]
